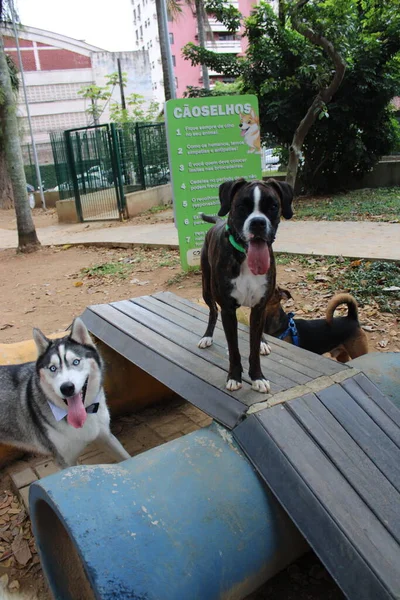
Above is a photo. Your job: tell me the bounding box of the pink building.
[169,0,256,98]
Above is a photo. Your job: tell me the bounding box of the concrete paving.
[0,219,399,260]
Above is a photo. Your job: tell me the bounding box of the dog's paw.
[226,379,242,391]
[198,336,213,349]
[251,379,271,393]
[260,341,271,356]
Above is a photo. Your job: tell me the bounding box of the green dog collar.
[225,225,246,254]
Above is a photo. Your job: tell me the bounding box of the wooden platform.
[82,291,349,429]
[82,292,400,600]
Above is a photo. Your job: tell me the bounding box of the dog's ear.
[218,178,247,217]
[33,328,51,356]
[69,318,94,347]
[267,179,294,220]
[278,287,293,301]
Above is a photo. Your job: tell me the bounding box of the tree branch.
[285,2,346,189]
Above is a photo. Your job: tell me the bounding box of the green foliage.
[294,187,400,221]
[205,0,242,33]
[79,73,161,125]
[109,94,161,124]
[184,79,243,98]
[183,0,400,193]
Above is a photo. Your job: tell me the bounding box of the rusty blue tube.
[29,422,307,600]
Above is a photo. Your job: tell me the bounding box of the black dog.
[198,178,294,392]
[264,288,369,362]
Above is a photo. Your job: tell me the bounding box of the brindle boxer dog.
[198,178,294,393]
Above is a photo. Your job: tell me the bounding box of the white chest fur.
[230,259,268,308]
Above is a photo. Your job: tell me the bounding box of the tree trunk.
[155,0,173,101]
[0,35,40,252]
[195,0,210,91]
[286,2,346,190]
[0,127,13,208]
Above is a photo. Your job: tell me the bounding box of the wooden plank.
[131,296,310,388]
[353,372,400,429]
[286,393,400,545]
[112,300,274,400]
[234,412,397,600]
[153,291,346,376]
[317,384,400,493]
[341,378,400,449]
[82,306,245,429]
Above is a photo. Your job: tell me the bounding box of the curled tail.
[200,213,221,225]
[326,293,359,324]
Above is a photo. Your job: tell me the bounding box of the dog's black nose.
[249,217,267,232]
[60,382,75,397]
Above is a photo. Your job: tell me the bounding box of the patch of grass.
[82,262,134,279]
[276,253,295,265]
[262,170,287,178]
[328,259,400,313]
[158,249,180,268]
[167,267,200,287]
[297,256,400,313]
[140,204,171,216]
[294,187,400,222]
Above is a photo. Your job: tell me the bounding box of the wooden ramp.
[82,292,400,600]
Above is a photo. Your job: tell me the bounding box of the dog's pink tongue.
[66,393,87,429]
[248,240,270,275]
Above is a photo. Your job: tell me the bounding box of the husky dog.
[0,318,130,469]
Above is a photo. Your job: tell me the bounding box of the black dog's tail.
[200,213,221,225]
[326,293,359,324]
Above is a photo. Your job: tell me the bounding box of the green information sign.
[165,95,262,270]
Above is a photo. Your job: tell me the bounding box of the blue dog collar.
[278,313,300,347]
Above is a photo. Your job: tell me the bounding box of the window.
[140,25,143,37]
[135,29,139,40]
[150,40,153,47]
[169,32,174,44]
[218,33,237,41]
[137,5,141,17]
[133,8,136,20]
[152,61,155,69]
[175,77,178,88]
[172,55,176,66]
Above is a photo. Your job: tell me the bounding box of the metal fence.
[50,121,170,214]
[22,143,58,192]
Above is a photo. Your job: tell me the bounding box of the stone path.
[1,219,399,260]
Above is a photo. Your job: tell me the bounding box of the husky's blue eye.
[49,365,57,373]
[72,359,80,366]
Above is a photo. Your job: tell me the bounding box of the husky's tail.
[200,213,221,225]
[326,293,359,324]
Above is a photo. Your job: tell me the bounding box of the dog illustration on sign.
[239,108,261,154]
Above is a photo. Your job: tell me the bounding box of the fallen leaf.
[0,324,13,330]
[314,275,331,283]
[73,281,84,287]
[11,534,32,566]
[378,340,389,348]
[383,286,400,292]
[61,244,73,250]
[350,259,362,268]
[0,573,9,588]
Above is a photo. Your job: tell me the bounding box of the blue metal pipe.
[29,423,307,600]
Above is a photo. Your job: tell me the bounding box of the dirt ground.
[0,209,398,599]
[0,243,398,351]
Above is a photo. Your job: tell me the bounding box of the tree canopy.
[183,0,400,192]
